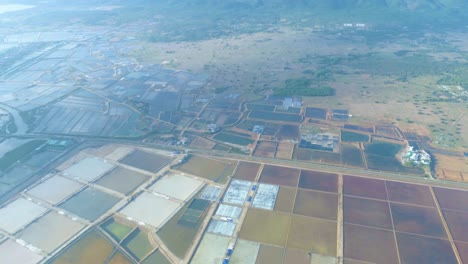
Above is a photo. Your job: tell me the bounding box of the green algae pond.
[141,250,171,264]
[157,195,210,259]
[122,228,154,261]
[101,218,134,242]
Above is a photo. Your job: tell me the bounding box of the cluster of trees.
[437,68,468,89]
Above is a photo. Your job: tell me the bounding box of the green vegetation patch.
[437,67,468,88]
[341,131,370,142]
[273,78,335,97]
[0,140,46,171]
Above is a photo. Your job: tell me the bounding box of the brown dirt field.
[434,154,468,182]
[239,209,291,247]
[253,141,277,158]
[287,215,337,257]
[455,241,468,264]
[233,161,260,181]
[275,142,294,160]
[255,244,284,264]
[283,248,310,264]
[438,169,463,182]
[343,259,371,264]
[259,165,300,187]
[293,189,338,221]
[399,123,431,137]
[463,172,468,182]
[253,150,275,158]
[344,224,399,264]
[178,155,231,181]
[274,187,297,213]
[434,154,468,171]
[189,137,216,150]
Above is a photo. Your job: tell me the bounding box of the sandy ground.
[434,154,468,182]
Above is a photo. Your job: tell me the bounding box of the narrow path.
[429,187,462,264]
[336,174,344,264]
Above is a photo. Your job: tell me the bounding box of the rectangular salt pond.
[120,150,171,172]
[259,165,300,187]
[59,187,120,221]
[223,180,251,205]
[0,197,48,234]
[215,204,242,220]
[150,173,204,201]
[199,186,222,201]
[95,167,149,195]
[206,220,236,236]
[105,146,134,161]
[287,215,337,257]
[344,223,398,264]
[101,218,133,242]
[141,250,170,264]
[26,175,84,204]
[120,192,180,228]
[256,244,284,264]
[51,229,115,264]
[191,233,231,264]
[17,211,84,253]
[0,239,43,264]
[63,157,114,182]
[233,161,261,181]
[122,228,154,261]
[252,184,279,210]
[230,239,260,264]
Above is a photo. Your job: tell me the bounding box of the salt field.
[0,197,48,234]
[230,239,260,264]
[95,167,149,195]
[215,204,242,219]
[252,184,279,210]
[0,239,43,264]
[1,142,468,264]
[17,211,84,253]
[223,180,251,205]
[150,173,204,201]
[59,187,120,221]
[63,157,114,182]
[199,186,222,201]
[120,192,181,228]
[120,150,171,172]
[26,175,83,205]
[191,233,231,264]
[206,220,237,236]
